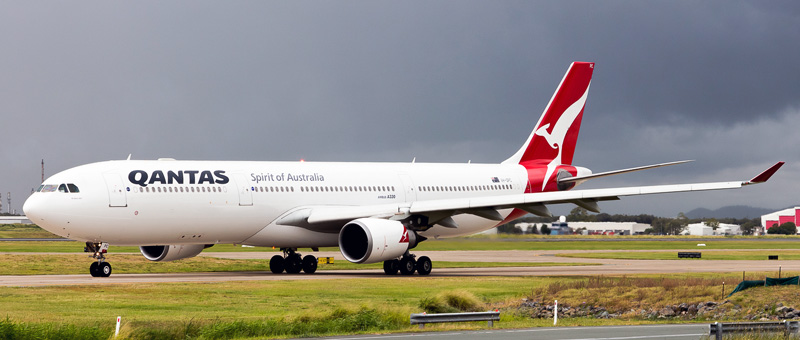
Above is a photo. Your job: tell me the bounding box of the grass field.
[1,272,797,339]
[0,253,584,275]
[557,250,800,260]
[3,238,800,253]
[3,228,800,339]
[0,223,62,238]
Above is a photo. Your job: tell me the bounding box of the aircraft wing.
[277,162,784,231]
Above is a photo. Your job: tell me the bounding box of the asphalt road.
[309,324,710,340]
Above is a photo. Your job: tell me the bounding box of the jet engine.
[338,218,421,264]
[139,244,213,262]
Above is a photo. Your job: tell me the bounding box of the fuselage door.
[399,174,416,202]
[103,173,127,207]
[232,173,253,206]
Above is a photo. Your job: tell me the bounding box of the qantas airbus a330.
[23,62,783,277]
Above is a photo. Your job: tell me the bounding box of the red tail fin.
[504,62,594,166]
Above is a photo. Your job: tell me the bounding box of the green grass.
[0,277,539,329]
[1,273,798,339]
[0,224,62,238]
[415,238,800,251]
[0,253,582,275]
[4,238,800,253]
[556,250,800,260]
[0,241,298,253]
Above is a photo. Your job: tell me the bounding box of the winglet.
[745,162,784,185]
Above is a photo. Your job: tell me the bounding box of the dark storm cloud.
[0,1,797,216]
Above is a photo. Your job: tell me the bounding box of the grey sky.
[1,1,798,217]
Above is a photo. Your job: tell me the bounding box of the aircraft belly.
[241,224,339,248]
[63,203,270,246]
[418,208,513,238]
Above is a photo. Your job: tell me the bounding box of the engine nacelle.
[139,244,212,262]
[338,218,419,264]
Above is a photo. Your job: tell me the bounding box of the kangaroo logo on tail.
[535,87,591,189]
[502,62,594,191]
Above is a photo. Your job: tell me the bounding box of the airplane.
[23,62,784,278]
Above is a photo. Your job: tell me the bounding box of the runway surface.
[1,250,797,286]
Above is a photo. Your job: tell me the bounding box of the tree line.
[496,207,778,235]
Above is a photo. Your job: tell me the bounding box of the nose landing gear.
[85,242,112,277]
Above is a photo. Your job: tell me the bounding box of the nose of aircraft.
[22,194,41,222]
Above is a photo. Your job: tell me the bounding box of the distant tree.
[740,220,759,235]
[768,222,797,235]
[665,220,683,235]
[595,213,612,222]
[643,228,655,235]
[568,207,594,222]
[540,225,551,235]
[705,218,720,230]
[496,223,516,234]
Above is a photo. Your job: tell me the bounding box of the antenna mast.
[41,159,45,183]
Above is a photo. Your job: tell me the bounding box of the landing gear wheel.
[383,260,399,275]
[99,262,112,277]
[86,242,111,277]
[302,255,318,274]
[285,253,302,274]
[399,257,416,275]
[269,255,285,274]
[416,256,432,275]
[89,262,100,277]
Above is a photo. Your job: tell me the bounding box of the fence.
[709,321,800,339]
[409,311,500,329]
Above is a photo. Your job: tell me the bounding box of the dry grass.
[527,275,751,312]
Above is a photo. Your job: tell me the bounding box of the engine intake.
[139,244,212,262]
[338,218,420,264]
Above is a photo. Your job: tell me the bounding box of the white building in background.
[682,222,741,236]
[761,207,800,232]
[513,221,650,235]
[567,222,650,235]
[0,216,32,224]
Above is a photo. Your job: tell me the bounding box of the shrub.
[419,290,485,313]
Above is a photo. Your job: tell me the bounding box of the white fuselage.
[24,160,529,247]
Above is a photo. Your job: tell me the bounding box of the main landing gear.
[269,248,317,274]
[383,252,431,276]
[85,242,112,277]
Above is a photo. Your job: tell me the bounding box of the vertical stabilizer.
[503,62,594,166]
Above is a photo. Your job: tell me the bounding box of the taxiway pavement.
[0,250,795,286]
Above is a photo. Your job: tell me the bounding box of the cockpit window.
[58,184,68,193]
[40,184,58,192]
[37,185,44,192]
[67,183,80,193]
